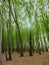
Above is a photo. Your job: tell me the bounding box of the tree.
[0,11,2,65]
[11,0,24,56]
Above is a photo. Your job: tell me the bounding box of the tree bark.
[2,22,5,53]
[0,22,2,65]
[29,30,33,56]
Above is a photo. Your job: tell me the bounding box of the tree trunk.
[2,23,5,53]
[6,0,12,60]
[11,0,24,56]
[0,23,2,65]
[29,30,33,56]
[17,26,23,56]
[16,28,19,52]
[15,13,24,56]
[14,12,24,56]
[43,36,48,52]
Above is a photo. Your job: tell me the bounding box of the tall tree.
[0,10,2,65]
[11,0,24,56]
[7,0,12,60]
[23,0,34,56]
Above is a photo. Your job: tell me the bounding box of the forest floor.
[2,51,49,65]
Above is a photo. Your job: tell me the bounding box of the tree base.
[20,53,24,57]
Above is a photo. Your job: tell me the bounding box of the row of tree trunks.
[40,9,48,52]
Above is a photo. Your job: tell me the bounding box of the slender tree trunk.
[11,0,24,56]
[15,13,24,56]
[1,0,5,53]
[0,22,2,65]
[17,25,23,56]
[14,11,24,56]
[2,22,5,53]
[11,26,14,52]
[1,0,9,60]
[38,41,41,55]
[6,21,12,60]
[43,36,48,52]
[16,30,19,52]
[6,0,12,60]
[32,33,34,53]
[29,30,33,56]
[40,35,44,53]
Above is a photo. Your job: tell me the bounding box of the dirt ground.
[2,51,49,65]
